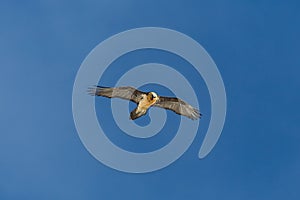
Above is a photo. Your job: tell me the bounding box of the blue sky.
[1,0,300,199]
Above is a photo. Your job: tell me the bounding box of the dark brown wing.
[154,96,201,120]
[88,86,145,104]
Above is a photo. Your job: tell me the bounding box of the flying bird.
[88,86,201,120]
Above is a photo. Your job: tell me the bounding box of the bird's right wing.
[154,96,201,120]
[88,86,145,104]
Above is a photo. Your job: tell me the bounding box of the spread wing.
[154,96,201,120]
[88,86,145,104]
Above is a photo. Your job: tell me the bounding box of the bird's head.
[148,92,158,102]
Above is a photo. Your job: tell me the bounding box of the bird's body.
[130,92,158,120]
[88,86,201,120]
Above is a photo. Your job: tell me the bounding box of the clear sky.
[1,0,300,199]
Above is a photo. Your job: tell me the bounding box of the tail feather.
[130,107,146,120]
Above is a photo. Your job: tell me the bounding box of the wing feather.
[88,86,145,103]
[154,96,201,120]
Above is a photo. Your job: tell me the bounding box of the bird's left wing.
[88,86,145,104]
[154,96,201,120]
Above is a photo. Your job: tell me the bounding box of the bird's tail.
[130,107,146,120]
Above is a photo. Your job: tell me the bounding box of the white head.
[151,92,157,98]
[148,92,158,101]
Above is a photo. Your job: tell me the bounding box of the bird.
[88,86,201,120]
